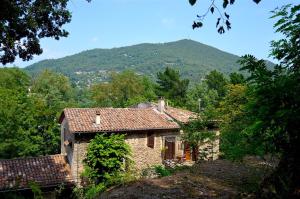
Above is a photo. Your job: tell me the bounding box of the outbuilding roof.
[0,155,73,191]
[164,106,197,124]
[60,108,180,133]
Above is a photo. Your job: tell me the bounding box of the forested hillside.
[25,39,246,86]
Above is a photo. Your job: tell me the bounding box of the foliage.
[0,0,73,64]
[237,4,300,198]
[25,39,251,86]
[205,70,228,99]
[0,68,75,158]
[29,181,43,199]
[156,67,189,106]
[219,84,266,160]
[90,70,156,107]
[31,69,74,104]
[229,72,245,85]
[82,133,131,198]
[189,0,261,34]
[182,118,217,148]
[186,82,219,112]
[154,165,172,177]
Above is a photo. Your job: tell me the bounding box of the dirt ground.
[99,157,276,199]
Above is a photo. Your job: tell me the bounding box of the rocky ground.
[99,157,277,199]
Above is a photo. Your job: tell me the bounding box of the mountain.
[25,39,248,86]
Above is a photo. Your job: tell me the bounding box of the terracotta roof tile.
[164,106,197,123]
[62,108,180,133]
[0,155,73,191]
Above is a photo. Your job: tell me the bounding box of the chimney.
[95,111,101,125]
[157,97,165,113]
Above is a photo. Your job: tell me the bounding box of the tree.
[0,67,30,90]
[218,84,267,160]
[156,67,189,106]
[182,113,218,161]
[189,0,261,33]
[0,0,76,64]
[0,68,51,158]
[31,69,74,109]
[83,133,131,197]
[229,72,245,85]
[91,70,156,107]
[205,70,228,98]
[0,68,76,158]
[30,70,76,154]
[186,82,219,112]
[237,4,300,198]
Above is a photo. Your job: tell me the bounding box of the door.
[164,140,175,160]
[184,142,191,161]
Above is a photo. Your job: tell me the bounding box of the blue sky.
[12,0,296,67]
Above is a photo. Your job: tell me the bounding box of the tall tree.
[218,84,267,160]
[31,69,74,109]
[0,0,77,64]
[205,70,228,99]
[186,83,219,113]
[238,4,300,198]
[91,70,156,107]
[229,72,245,85]
[0,68,76,158]
[156,67,189,106]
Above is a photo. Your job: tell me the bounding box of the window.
[147,132,154,148]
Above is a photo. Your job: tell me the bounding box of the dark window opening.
[147,132,155,148]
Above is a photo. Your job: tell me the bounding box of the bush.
[154,165,172,177]
[80,133,132,198]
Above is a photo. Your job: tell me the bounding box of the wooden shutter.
[147,132,154,148]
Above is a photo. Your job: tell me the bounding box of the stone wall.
[126,131,182,170]
[61,119,75,169]
[71,140,89,184]
[65,130,182,183]
[61,120,219,185]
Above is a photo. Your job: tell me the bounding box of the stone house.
[58,99,219,184]
[0,100,219,194]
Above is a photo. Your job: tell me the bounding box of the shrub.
[154,165,172,177]
[81,133,131,198]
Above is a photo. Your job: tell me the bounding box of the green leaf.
[189,0,197,6]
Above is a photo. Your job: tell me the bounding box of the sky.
[10,0,297,68]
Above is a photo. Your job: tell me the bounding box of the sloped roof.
[61,108,180,133]
[0,155,73,191]
[164,106,198,124]
[133,102,197,124]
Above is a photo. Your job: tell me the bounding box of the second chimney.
[158,98,165,113]
[95,111,101,125]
